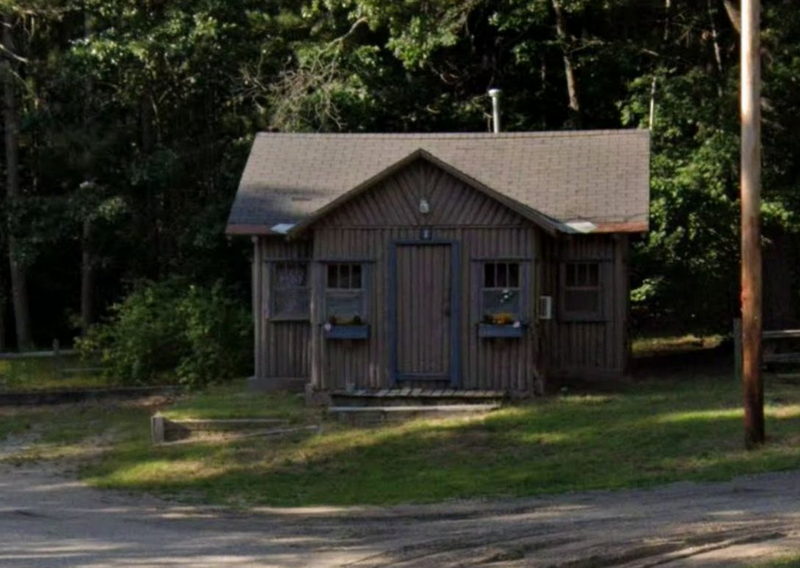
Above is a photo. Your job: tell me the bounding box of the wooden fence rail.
[0,340,103,383]
[733,319,800,381]
[150,414,318,444]
[0,349,77,360]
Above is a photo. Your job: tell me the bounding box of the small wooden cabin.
[226,131,650,396]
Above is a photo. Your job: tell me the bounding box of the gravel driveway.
[2,454,800,568]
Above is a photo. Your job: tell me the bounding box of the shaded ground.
[74,369,800,506]
[3,342,799,566]
[1,451,799,567]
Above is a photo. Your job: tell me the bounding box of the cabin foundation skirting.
[549,367,630,383]
[248,376,306,393]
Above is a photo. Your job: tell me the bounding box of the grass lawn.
[631,333,724,357]
[161,382,312,423]
[5,364,800,508]
[754,557,800,568]
[0,356,113,391]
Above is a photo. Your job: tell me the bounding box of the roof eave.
[591,221,649,234]
[225,224,275,236]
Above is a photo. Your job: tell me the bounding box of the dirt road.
[1,452,799,568]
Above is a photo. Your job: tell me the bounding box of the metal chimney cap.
[488,88,502,133]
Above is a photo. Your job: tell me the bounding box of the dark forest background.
[1,0,798,352]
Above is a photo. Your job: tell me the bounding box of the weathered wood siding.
[314,159,525,229]
[252,158,630,391]
[542,234,630,379]
[395,244,452,378]
[309,159,541,392]
[253,237,312,382]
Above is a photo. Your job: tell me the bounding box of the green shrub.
[78,279,251,388]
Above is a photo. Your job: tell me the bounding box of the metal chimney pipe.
[488,88,502,133]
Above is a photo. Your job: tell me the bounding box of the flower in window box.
[324,314,369,340]
[328,314,364,326]
[492,312,515,325]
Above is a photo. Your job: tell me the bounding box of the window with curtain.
[271,261,309,319]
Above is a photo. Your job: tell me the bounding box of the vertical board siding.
[313,226,539,391]
[309,160,541,392]
[252,237,263,379]
[317,160,525,229]
[396,244,451,377]
[544,234,628,379]
[256,237,312,381]
[255,159,630,391]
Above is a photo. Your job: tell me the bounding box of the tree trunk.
[2,16,32,351]
[79,12,95,334]
[648,0,671,132]
[551,0,581,127]
[139,95,162,278]
[707,0,724,76]
[80,218,95,333]
[648,76,657,130]
[723,0,741,33]
[0,280,6,352]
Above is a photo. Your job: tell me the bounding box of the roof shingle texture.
[227,130,650,232]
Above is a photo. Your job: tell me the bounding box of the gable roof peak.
[286,148,561,238]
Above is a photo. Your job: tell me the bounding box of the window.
[562,261,603,320]
[326,263,365,323]
[271,261,309,319]
[481,262,521,322]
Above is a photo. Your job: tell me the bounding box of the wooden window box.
[478,323,524,338]
[324,325,370,340]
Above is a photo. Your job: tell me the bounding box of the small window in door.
[482,262,521,323]
[326,263,365,324]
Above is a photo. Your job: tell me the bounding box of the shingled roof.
[226,130,650,235]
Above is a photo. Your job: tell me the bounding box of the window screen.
[271,262,310,319]
[562,261,602,319]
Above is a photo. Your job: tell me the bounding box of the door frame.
[388,240,461,387]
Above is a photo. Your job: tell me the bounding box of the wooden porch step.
[329,389,507,408]
[332,388,506,399]
[328,404,500,426]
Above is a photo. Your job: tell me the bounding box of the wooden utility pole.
[740,0,764,448]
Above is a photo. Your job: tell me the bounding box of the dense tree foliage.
[0,0,798,351]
